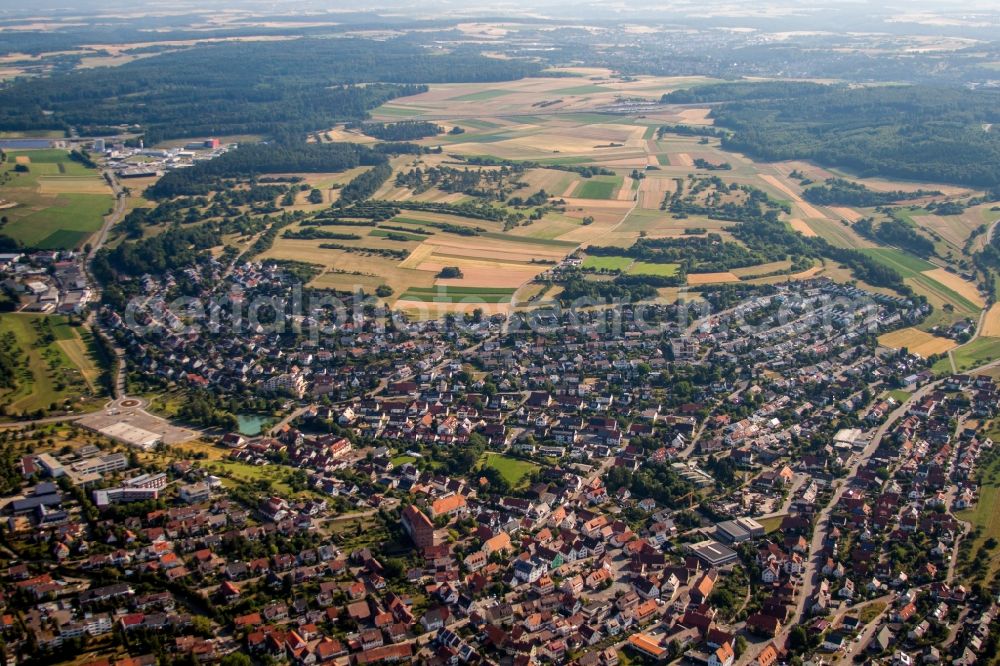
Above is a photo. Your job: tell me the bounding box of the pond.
[236,413,270,436]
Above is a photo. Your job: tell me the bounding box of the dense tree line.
[675,82,1000,187]
[0,38,541,142]
[394,164,526,200]
[146,142,385,199]
[803,178,939,207]
[350,121,443,141]
[588,234,765,272]
[338,162,393,204]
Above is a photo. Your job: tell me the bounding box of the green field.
[951,336,1000,373]
[574,176,622,200]
[860,248,936,277]
[369,229,426,242]
[627,261,681,277]
[956,445,1000,586]
[0,314,107,417]
[449,89,515,102]
[480,232,577,248]
[551,84,612,95]
[583,255,633,271]
[0,149,112,249]
[478,453,540,487]
[399,286,517,303]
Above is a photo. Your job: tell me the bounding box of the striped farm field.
[399,286,517,303]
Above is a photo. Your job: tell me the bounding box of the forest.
[146,142,386,199]
[0,38,541,142]
[664,82,1000,187]
[803,179,939,207]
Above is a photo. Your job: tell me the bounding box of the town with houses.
[0,254,998,666]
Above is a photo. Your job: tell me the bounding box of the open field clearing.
[395,300,512,319]
[637,175,674,209]
[878,327,959,358]
[744,264,825,285]
[980,304,1000,338]
[806,217,875,249]
[0,314,106,415]
[788,218,817,237]
[759,173,828,220]
[583,255,633,271]
[861,249,982,326]
[687,272,739,284]
[730,260,794,278]
[574,175,623,200]
[36,176,112,194]
[422,260,548,289]
[950,337,1000,372]
[912,207,995,253]
[0,149,112,249]
[478,452,541,488]
[628,262,680,277]
[921,268,985,308]
[829,206,863,223]
[672,153,694,167]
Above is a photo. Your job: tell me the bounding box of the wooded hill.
[663,82,1000,187]
[0,38,542,143]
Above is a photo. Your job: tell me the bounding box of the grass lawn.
[391,454,417,466]
[886,389,912,403]
[858,601,888,624]
[583,255,633,271]
[951,336,1000,373]
[0,314,106,415]
[956,446,1000,585]
[478,452,540,488]
[627,261,680,277]
[758,515,785,534]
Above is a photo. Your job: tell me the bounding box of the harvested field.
[14,155,30,165]
[878,327,958,358]
[921,269,985,308]
[788,218,817,237]
[673,153,694,167]
[637,176,673,209]
[37,176,113,195]
[830,206,863,223]
[687,272,739,284]
[980,304,1000,338]
[676,108,713,124]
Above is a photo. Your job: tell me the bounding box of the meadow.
[0,314,107,417]
[0,149,113,249]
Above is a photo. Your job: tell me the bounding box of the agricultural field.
[950,337,1000,373]
[877,327,958,358]
[0,149,114,249]
[627,261,680,277]
[0,314,108,417]
[583,255,633,271]
[189,70,997,317]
